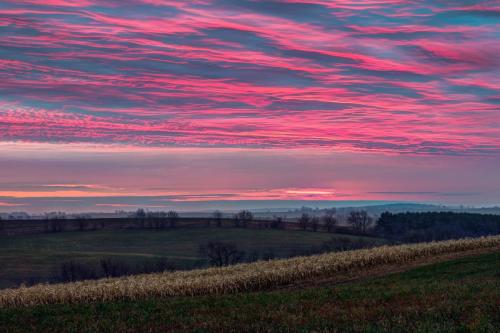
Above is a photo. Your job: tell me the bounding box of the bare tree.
[76,214,91,231]
[141,257,175,274]
[271,216,284,229]
[261,249,275,261]
[167,210,179,228]
[99,258,130,278]
[320,236,377,252]
[58,261,97,282]
[234,210,253,228]
[45,212,67,233]
[91,220,100,231]
[134,208,146,218]
[322,208,337,232]
[199,241,245,266]
[310,216,320,232]
[347,210,373,234]
[146,211,167,229]
[246,250,260,263]
[298,213,310,230]
[212,210,223,227]
[134,208,147,228]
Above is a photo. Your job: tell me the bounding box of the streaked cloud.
[0,1,499,210]
[0,0,498,155]
[1,142,499,212]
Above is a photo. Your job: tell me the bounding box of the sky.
[0,0,499,212]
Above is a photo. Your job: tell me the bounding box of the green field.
[0,228,376,288]
[0,252,497,332]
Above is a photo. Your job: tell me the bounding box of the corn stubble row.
[0,235,498,307]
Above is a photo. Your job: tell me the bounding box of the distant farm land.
[0,249,498,332]
[0,228,379,289]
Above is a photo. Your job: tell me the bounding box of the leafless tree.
[141,257,175,274]
[298,213,310,230]
[347,210,373,234]
[199,241,245,266]
[310,216,320,231]
[246,250,260,263]
[76,214,91,231]
[322,208,337,232]
[212,210,223,227]
[45,212,67,232]
[99,258,130,278]
[234,210,253,228]
[167,210,179,228]
[134,209,146,218]
[261,249,275,261]
[134,208,147,228]
[271,216,284,229]
[58,261,97,282]
[146,211,167,229]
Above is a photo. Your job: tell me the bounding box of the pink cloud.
[0,0,498,158]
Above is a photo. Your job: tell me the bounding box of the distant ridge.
[2,202,500,220]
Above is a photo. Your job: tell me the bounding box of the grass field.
[0,251,497,332]
[1,236,497,307]
[0,228,373,288]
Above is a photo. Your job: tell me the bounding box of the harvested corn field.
[1,235,499,308]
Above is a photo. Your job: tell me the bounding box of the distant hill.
[3,250,497,332]
[250,203,500,220]
[2,202,499,220]
[337,203,500,216]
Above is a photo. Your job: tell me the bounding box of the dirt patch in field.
[277,246,500,291]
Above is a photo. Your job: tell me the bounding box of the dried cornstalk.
[0,235,498,308]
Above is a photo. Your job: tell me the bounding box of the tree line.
[19,208,376,236]
[16,209,500,244]
[40,258,176,285]
[375,211,500,242]
[198,236,379,267]
[21,234,379,287]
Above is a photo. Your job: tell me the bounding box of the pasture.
[1,235,497,307]
[0,227,374,289]
[0,250,498,332]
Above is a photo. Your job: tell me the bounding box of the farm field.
[0,228,375,288]
[0,250,498,332]
[1,236,497,307]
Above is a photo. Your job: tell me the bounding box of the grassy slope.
[0,252,498,333]
[0,228,375,288]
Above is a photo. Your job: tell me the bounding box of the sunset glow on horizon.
[1,1,499,212]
